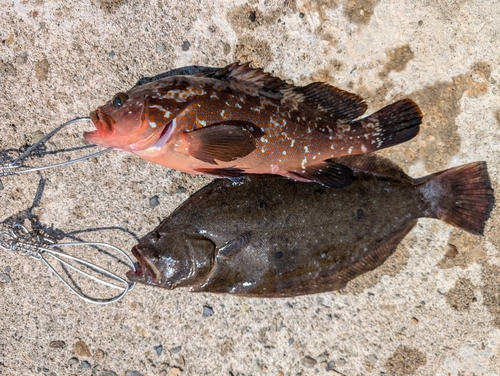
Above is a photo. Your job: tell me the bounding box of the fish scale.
[85,62,422,188]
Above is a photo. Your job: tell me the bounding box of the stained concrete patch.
[446,278,477,311]
[309,60,345,83]
[227,5,267,31]
[4,33,15,45]
[422,0,469,16]
[380,63,491,171]
[480,261,500,329]
[90,0,127,13]
[234,36,273,68]
[35,58,50,81]
[342,0,380,25]
[379,44,415,78]
[0,60,17,76]
[384,346,426,375]
[227,1,297,33]
[300,0,339,24]
[438,230,487,270]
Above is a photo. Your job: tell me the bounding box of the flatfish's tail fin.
[346,99,422,154]
[419,161,495,235]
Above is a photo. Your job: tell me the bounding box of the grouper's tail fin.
[420,162,495,235]
[348,99,422,154]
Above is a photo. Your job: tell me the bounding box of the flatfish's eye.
[112,92,129,107]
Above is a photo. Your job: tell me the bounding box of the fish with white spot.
[84,63,422,187]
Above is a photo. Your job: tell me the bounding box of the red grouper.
[84,63,422,188]
[126,155,495,297]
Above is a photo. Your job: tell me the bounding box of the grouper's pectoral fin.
[186,124,256,164]
[288,159,354,188]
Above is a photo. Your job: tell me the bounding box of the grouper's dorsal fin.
[204,62,293,95]
[332,155,412,182]
[209,63,369,121]
[287,82,368,122]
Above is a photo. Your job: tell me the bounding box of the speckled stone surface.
[1,1,500,375]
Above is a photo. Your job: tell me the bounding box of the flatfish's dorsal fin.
[332,154,413,182]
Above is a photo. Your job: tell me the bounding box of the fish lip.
[84,109,114,142]
[83,111,101,143]
[125,263,144,282]
[127,246,160,284]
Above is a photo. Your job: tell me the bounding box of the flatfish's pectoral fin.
[333,220,418,289]
[186,124,256,164]
[189,232,253,293]
[289,160,354,188]
[217,232,252,259]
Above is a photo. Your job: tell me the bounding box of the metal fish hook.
[0,223,136,304]
[0,117,110,177]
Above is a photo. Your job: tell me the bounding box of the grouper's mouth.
[126,246,161,284]
[83,109,115,145]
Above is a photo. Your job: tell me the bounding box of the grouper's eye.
[112,92,129,107]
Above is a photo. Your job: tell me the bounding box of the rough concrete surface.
[1,0,500,375]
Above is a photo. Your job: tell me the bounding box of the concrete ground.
[1,0,500,375]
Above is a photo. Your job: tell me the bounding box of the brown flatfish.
[126,155,494,297]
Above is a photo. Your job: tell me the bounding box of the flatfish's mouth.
[126,246,160,284]
[126,263,145,282]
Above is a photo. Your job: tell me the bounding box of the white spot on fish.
[150,121,157,129]
[361,144,367,153]
[304,146,309,153]
[290,139,295,147]
[271,165,279,173]
[282,151,286,155]
[235,103,242,109]
[150,104,165,112]
[338,123,351,132]
[220,110,225,117]
[199,120,207,127]
[301,157,307,169]
[348,146,353,154]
